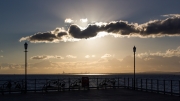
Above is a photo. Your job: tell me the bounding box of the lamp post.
[24,42,28,93]
[133,46,136,90]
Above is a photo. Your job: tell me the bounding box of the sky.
[0,0,180,74]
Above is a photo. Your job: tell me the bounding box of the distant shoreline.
[0,72,179,75]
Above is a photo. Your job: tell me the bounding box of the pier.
[0,77,180,101]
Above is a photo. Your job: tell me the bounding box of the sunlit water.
[0,73,179,80]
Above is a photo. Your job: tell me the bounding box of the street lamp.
[133,46,136,90]
[24,42,28,93]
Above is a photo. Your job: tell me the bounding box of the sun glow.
[80,18,88,23]
[65,18,73,23]
[74,73,109,75]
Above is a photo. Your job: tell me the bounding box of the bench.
[42,80,65,92]
[0,81,23,95]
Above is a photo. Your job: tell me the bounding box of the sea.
[0,73,180,94]
[0,73,179,80]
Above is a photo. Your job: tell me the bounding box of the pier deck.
[0,88,179,101]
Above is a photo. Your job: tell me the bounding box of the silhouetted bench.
[69,79,81,90]
[0,81,23,95]
[42,80,65,92]
[98,79,116,89]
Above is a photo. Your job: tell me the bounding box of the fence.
[0,77,180,96]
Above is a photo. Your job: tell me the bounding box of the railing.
[0,77,180,96]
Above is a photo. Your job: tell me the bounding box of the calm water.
[0,73,179,80]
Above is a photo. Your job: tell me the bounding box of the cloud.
[19,28,70,43]
[1,54,180,73]
[139,17,180,36]
[101,54,112,58]
[0,63,23,70]
[30,55,64,60]
[69,24,102,38]
[66,55,77,58]
[0,56,3,58]
[120,55,180,72]
[92,55,96,58]
[20,15,180,43]
[85,55,96,58]
[65,18,73,23]
[0,50,3,52]
[85,55,90,58]
[80,18,88,23]
[30,60,61,69]
[162,14,180,17]
[137,46,180,58]
[0,61,62,73]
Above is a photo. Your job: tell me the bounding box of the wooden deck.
[0,88,179,101]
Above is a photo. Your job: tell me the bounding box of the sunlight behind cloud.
[80,18,88,23]
[65,18,73,23]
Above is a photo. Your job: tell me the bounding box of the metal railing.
[0,77,180,96]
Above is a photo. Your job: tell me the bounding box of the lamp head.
[24,42,28,50]
[133,46,136,52]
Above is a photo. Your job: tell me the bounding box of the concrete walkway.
[0,88,179,101]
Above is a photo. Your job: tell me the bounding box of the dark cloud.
[20,16,180,43]
[29,32,57,42]
[141,17,180,35]
[102,21,138,35]
[69,24,101,38]
[68,22,138,38]
[57,32,68,37]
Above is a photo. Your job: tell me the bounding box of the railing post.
[35,79,36,93]
[118,78,119,88]
[128,78,129,89]
[132,78,133,89]
[157,79,159,93]
[124,78,125,88]
[69,78,70,91]
[45,79,47,92]
[105,78,107,89]
[97,78,99,89]
[146,79,147,92]
[58,79,59,92]
[151,79,153,92]
[8,80,11,94]
[136,78,138,90]
[171,80,172,96]
[22,79,24,93]
[164,80,165,95]
[141,79,142,91]
[179,80,180,97]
